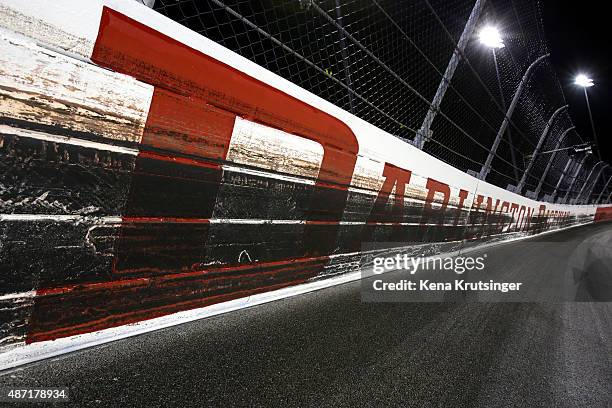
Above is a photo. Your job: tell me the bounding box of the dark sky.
[541,1,611,164]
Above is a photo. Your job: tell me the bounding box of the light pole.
[574,73,600,159]
[477,26,519,182]
[476,25,549,181]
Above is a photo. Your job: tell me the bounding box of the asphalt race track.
[1,223,611,407]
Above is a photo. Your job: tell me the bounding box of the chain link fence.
[151,0,609,204]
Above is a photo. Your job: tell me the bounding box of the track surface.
[1,223,611,407]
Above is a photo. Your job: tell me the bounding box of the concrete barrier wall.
[0,0,607,356]
[594,207,612,222]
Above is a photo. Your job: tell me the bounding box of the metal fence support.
[570,159,602,203]
[534,126,575,199]
[136,0,155,7]
[414,0,487,149]
[561,154,590,203]
[491,48,519,182]
[478,53,550,181]
[581,164,609,204]
[551,157,575,202]
[152,1,595,198]
[515,105,568,193]
[596,174,612,204]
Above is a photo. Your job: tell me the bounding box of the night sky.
[542,1,611,164]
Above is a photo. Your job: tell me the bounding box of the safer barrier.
[594,207,612,223]
[0,0,607,360]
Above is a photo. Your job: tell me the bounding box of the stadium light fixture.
[574,74,594,87]
[479,26,505,49]
[574,72,599,158]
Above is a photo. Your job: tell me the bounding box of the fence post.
[136,0,155,7]
[516,105,568,193]
[580,164,609,204]
[596,174,612,204]
[573,161,604,204]
[551,157,575,202]
[479,54,550,181]
[534,126,575,199]
[560,154,589,203]
[563,156,595,203]
[414,0,487,149]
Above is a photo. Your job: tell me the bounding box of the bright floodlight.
[574,74,594,87]
[479,26,505,49]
